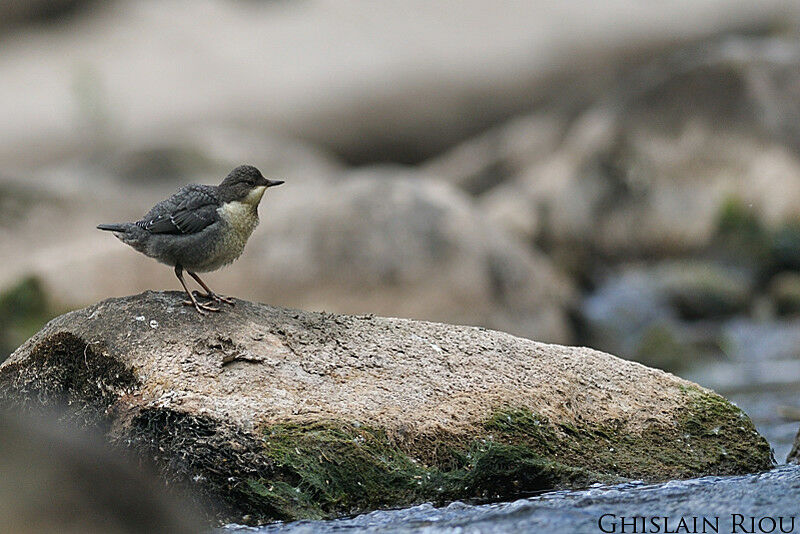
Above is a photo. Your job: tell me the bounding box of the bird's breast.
[217,200,259,238]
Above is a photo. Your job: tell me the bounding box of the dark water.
[222,465,800,533]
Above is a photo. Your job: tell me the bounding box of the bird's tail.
[97,223,129,232]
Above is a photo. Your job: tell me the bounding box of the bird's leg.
[188,271,236,306]
[175,265,219,314]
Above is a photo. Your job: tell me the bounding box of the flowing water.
[222,465,800,533]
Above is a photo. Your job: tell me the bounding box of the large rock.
[0,292,773,523]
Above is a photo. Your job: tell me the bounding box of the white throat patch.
[244,185,267,207]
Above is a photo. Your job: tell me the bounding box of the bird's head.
[218,165,284,205]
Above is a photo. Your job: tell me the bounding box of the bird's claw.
[192,290,236,306]
[183,299,220,314]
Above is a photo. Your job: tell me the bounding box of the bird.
[97,165,284,314]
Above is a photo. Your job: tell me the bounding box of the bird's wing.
[138,185,221,235]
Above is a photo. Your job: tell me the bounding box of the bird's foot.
[192,290,236,306]
[183,298,220,314]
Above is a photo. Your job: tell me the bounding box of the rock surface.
[0,292,773,523]
[789,430,800,463]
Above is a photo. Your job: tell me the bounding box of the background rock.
[0,160,574,349]
[434,38,800,270]
[578,261,752,366]
[0,1,797,168]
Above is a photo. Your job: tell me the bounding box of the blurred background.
[2,0,800,467]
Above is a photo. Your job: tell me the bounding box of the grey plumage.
[97,165,283,313]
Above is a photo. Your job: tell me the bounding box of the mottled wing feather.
[138,185,221,235]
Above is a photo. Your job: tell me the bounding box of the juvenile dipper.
[97,165,283,314]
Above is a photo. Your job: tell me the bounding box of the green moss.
[0,277,58,361]
[713,198,800,277]
[245,419,600,521]
[484,397,771,482]
[677,385,774,474]
[246,390,772,521]
[713,197,771,268]
[715,197,765,239]
[634,323,697,372]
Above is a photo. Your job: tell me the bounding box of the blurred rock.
[722,317,800,363]
[441,37,800,270]
[620,36,800,154]
[0,0,88,31]
[0,410,200,534]
[0,1,797,167]
[771,221,800,271]
[580,261,751,368]
[423,113,568,195]
[0,160,574,345]
[769,272,800,316]
[245,168,575,343]
[100,125,342,187]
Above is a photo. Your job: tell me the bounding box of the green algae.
[0,277,58,362]
[244,387,772,521]
[243,420,600,521]
[677,385,775,474]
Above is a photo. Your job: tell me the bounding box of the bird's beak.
[265,179,284,188]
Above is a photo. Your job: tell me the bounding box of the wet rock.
[0,410,200,534]
[580,261,752,367]
[0,292,773,523]
[789,430,800,463]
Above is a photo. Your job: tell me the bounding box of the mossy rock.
[633,323,698,372]
[0,292,774,524]
[659,262,752,320]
